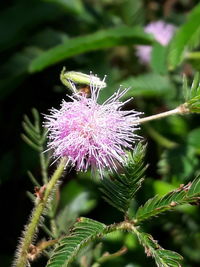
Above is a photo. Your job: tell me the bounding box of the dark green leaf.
[134,228,183,267]
[183,73,200,113]
[100,143,147,214]
[47,217,106,267]
[29,26,153,72]
[168,3,200,69]
[135,175,200,223]
[22,109,46,151]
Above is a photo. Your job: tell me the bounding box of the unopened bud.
[60,67,106,92]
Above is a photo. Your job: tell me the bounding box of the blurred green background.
[1,0,200,266]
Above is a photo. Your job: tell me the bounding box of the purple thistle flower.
[136,21,176,64]
[44,75,141,176]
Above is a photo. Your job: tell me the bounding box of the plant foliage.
[29,26,153,72]
[183,73,200,113]
[46,217,106,267]
[3,0,200,265]
[21,108,47,152]
[168,3,200,69]
[134,228,183,267]
[121,73,175,99]
[100,143,147,215]
[135,175,200,223]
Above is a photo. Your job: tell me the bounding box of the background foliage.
[1,0,200,266]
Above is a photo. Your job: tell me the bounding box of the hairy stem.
[14,158,67,267]
[134,104,189,125]
[39,141,59,237]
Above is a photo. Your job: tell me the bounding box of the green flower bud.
[60,67,106,91]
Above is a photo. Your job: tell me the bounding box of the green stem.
[91,247,127,267]
[134,104,189,125]
[39,146,59,237]
[14,158,67,267]
[186,51,200,60]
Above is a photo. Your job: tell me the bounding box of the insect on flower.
[44,71,141,177]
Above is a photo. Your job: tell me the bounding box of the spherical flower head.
[136,21,176,64]
[44,74,141,176]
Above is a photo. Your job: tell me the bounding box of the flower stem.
[14,157,67,267]
[134,104,189,125]
[39,151,59,237]
[186,51,200,60]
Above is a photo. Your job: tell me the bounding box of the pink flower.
[44,75,141,176]
[136,21,176,64]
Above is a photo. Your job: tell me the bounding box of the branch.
[133,104,189,125]
[135,176,200,223]
[14,157,67,267]
[117,221,183,267]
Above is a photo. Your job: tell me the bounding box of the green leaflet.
[183,73,200,113]
[168,3,200,69]
[47,217,106,267]
[29,26,153,72]
[21,108,47,152]
[134,229,183,267]
[135,175,200,223]
[100,143,147,214]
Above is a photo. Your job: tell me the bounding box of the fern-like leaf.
[181,73,200,113]
[168,3,200,69]
[134,228,183,267]
[135,175,200,223]
[21,108,47,152]
[100,143,147,214]
[47,217,106,267]
[183,73,200,113]
[22,108,49,184]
